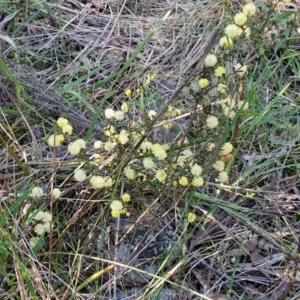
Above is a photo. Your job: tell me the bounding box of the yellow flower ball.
[155,169,167,182]
[104,176,114,188]
[206,115,219,129]
[234,12,248,26]
[187,212,196,223]
[115,110,125,121]
[125,89,132,97]
[31,186,43,199]
[118,129,129,145]
[90,175,106,189]
[62,124,73,135]
[220,142,233,156]
[48,134,64,147]
[52,188,61,199]
[143,157,155,169]
[124,167,135,180]
[148,110,157,120]
[206,142,215,152]
[122,193,131,202]
[224,24,242,38]
[111,200,123,211]
[140,141,152,152]
[94,140,103,150]
[244,27,251,38]
[190,164,203,176]
[213,160,225,172]
[68,142,81,155]
[198,78,209,88]
[192,176,204,187]
[215,66,226,77]
[217,83,227,94]
[34,223,48,235]
[151,143,167,160]
[219,36,233,48]
[234,63,248,77]
[104,108,115,119]
[74,169,87,182]
[121,102,129,113]
[179,176,189,186]
[111,210,121,218]
[204,54,217,67]
[243,3,256,16]
[57,117,69,128]
[217,171,229,183]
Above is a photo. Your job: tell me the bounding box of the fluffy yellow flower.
[177,149,193,167]
[244,27,251,38]
[104,176,114,188]
[104,141,116,152]
[213,160,225,172]
[121,102,129,113]
[219,36,233,48]
[68,142,81,155]
[206,142,215,152]
[190,164,203,176]
[155,170,167,182]
[215,66,226,77]
[198,78,209,88]
[115,110,125,121]
[179,176,189,186]
[224,24,242,38]
[143,157,155,169]
[217,83,227,94]
[62,124,73,135]
[217,171,229,183]
[104,125,115,137]
[52,188,61,199]
[34,223,50,235]
[111,210,121,218]
[124,167,135,180]
[104,108,115,119]
[204,54,217,67]
[148,110,157,120]
[90,175,106,189]
[297,27,300,34]
[234,12,248,26]
[74,169,87,182]
[151,143,167,160]
[243,3,256,16]
[125,89,132,97]
[238,100,249,111]
[111,200,123,211]
[206,115,219,129]
[223,106,236,119]
[57,117,69,128]
[140,141,152,152]
[48,134,64,147]
[77,139,86,149]
[41,212,52,223]
[118,129,129,145]
[94,140,103,150]
[163,122,173,130]
[31,186,43,198]
[122,193,131,202]
[192,176,204,187]
[220,142,233,156]
[187,212,196,223]
[234,63,248,77]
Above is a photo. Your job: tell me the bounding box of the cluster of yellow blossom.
[211,141,234,184]
[47,117,74,147]
[29,210,52,247]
